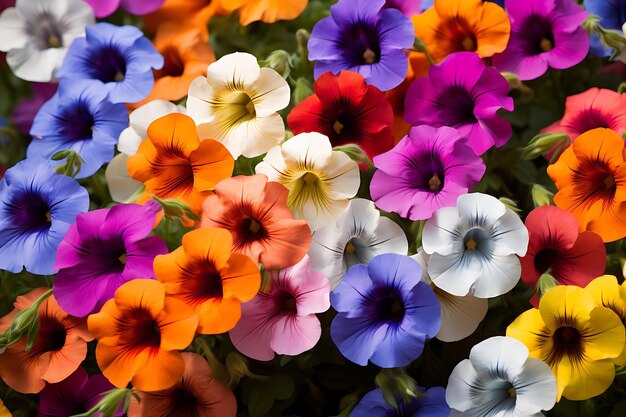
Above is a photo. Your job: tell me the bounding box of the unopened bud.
[375,368,422,410]
[499,197,521,213]
[71,388,132,417]
[0,289,52,351]
[333,144,374,170]
[151,196,199,222]
[262,50,292,79]
[521,132,570,161]
[531,184,554,207]
[537,272,558,299]
[293,77,313,105]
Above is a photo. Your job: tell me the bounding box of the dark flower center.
[330,112,357,141]
[27,12,66,50]
[534,249,558,274]
[89,46,128,83]
[438,18,478,53]
[58,101,95,141]
[548,326,584,365]
[120,308,162,351]
[568,108,614,136]
[152,156,195,198]
[180,263,224,306]
[276,290,298,314]
[463,228,491,255]
[405,152,446,193]
[368,286,406,324]
[169,388,199,417]
[156,47,186,78]
[519,15,556,55]
[342,23,382,66]
[572,159,617,208]
[437,87,477,126]
[30,317,67,356]
[6,190,52,232]
[233,216,267,250]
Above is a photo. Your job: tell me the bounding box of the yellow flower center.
[248,218,262,234]
[462,36,476,51]
[45,211,51,223]
[508,386,517,398]
[333,120,345,134]
[48,35,61,48]
[118,254,127,265]
[540,38,553,52]
[465,238,478,251]
[363,48,377,64]
[345,240,356,255]
[302,172,319,185]
[114,72,124,81]
[428,175,442,192]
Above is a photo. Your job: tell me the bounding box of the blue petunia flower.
[330,253,441,368]
[56,22,163,103]
[308,0,415,91]
[28,81,129,179]
[350,387,450,417]
[0,159,89,275]
[584,0,626,57]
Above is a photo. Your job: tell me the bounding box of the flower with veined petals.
[220,0,308,25]
[0,289,93,394]
[422,193,529,298]
[127,113,234,216]
[84,0,165,18]
[200,175,311,270]
[230,256,330,360]
[350,387,449,417]
[154,228,260,334]
[0,0,94,82]
[256,132,360,231]
[88,279,199,391]
[412,0,510,63]
[507,285,625,401]
[308,198,408,290]
[586,275,626,365]
[548,128,626,242]
[127,352,237,417]
[446,336,557,417]
[287,71,395,161]
[187,52,290,159]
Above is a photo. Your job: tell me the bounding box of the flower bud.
[71,388,131,417]
[531,184,554,207]
[293,77,313,105]
[262,50,292,79]
[537,272,558,299]
[521,132,570,161]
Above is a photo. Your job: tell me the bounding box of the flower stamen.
[466,238,478,251]
[333,120,345,134]
[539,38,553,52]
[363,48,377,64]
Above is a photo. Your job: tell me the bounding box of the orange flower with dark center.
[548,128,626,242]
[127,113,234,216]
[88,279,199,391]
[0,288,93,394]
[413,0,511,63]
[155,228,260,334]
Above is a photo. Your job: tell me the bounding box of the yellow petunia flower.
[0,399,11,417]
[507,285,625,401]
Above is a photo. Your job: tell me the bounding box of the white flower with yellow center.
[187,52,290,159]
[256,132,360,230]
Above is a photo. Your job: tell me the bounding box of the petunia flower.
[412,250,488,343]
[53,201,169,317]
[127,352,237,417]
[330,254,441,368]
[200,174,312,270]
[520,205,606,306]
[507,285,625,400]
[220,0,308,25]
[0,288,93,394]
[404,52,514,156]
[412,0,510,63]
[584,0,626,57]
[0,158,89,275]
[350,387,449,417]
[586,275,626,365]
[548,128,626,242]
[154,228,260,334]
[0,400,9,417]
[88,279,199,391]
[187,52,290,159]
[371,125,486,221]
[126,113,234,216]
[287,71,395,161]
[38,367,122,417]
[28,81,129,179]
[229,256,330,360]
[57,23,164,104]
[255,132,360,231]
[383,0,423,17]
[144,0,220,34]
[446,336,557,416]
[83,0,165,18]
[12,83,57,135]
[422,193,529,298]
[0,0,94,82]
[307,0,415,92]
[492,0,589,81]
[308,198,408,290]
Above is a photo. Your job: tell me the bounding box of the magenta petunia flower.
[384,0,423,17]
[83,0,165,18]
[229,256,331,361]
[370,125,486,221]
[404,52,514,155]
[53,201,168,318]
[492,0,589,81]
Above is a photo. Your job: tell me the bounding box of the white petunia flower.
[422,193,528,298]
[0,0,94,82]
[256,132,360,231]
[412,249,488,342]
[309,198,408,289]
[105,100,185,202]
[447,336,557,417]
[187,52,290,159]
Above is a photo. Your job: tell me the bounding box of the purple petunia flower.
[330,253,441,368]
[28,81,128,179]
[350,387,450,417]
[492,0,589,80]
[308,0,415,91]
[12,83,57,135]
[404,52,514,155]
[38,367,123,417]
[370,125,486,221]
[0,158,89,275]
[383,0,423,17]
[84,0,165,18]
[56,23,164,104]
[53,201,168,317]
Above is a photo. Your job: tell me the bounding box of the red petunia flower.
[520,205,606,306]
[287,71,395,160]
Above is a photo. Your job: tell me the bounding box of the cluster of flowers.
[0,0,626,416]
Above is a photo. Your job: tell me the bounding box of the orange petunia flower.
[154,228,260,334]
[144,0,226,35]
[88,279,199,392]
[134,26,216,107]
[548,128,626,243]
[412,0,510,63]
[127,113,234,216]
[200,174,311,270]
[221,0,308,25]
[0,399,9,417]
[0,288,93,394]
